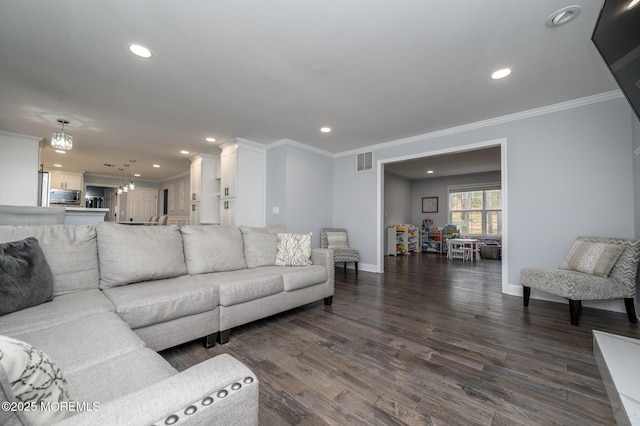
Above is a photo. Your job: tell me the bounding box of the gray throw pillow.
[240,224,287,268]
[559,240,625,277]
[0,237,53,316]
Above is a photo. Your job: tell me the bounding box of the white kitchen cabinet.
[50,171,83,190]
[219,138,265,227]
[220,198,236,226]
[220,145,237,198]
[189,153,220,225]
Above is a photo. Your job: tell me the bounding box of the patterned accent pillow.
[275,233,313,266]
[0,335,71,426]
[325,231,348,249]
[560,240,625,277]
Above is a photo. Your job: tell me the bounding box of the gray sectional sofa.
[0,222,334,425]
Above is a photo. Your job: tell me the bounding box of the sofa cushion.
[197,269,284,306]
[0,225,99,296]
[0,335,72,426]
[12,312,145,375]
[560,240,625,277]
[0,237,54,315]
[180,225,247,274]
[240,224,287,268]
[275,233,313,266]
[263,265,328,291]
[66,348,176,404]
[96,223,187,288]
[0,289,114,337]
[102,275,219,329]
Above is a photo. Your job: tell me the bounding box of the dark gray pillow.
[0,237,53,316]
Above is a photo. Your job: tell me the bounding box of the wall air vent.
[357,152,373,172]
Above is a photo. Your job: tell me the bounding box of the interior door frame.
[376,137,509,294]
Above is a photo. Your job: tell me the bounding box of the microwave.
[50,189,81,205]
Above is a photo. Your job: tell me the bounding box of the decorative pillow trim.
[275,233,313,267]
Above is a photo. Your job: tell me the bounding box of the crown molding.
[267,138,334,158]
[0,130,43,142]
[219,137,266,152]
[335,90,624,158]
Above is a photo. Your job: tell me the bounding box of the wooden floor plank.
[161,253,640,425]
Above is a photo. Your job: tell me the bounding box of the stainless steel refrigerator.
[38,171,50,206]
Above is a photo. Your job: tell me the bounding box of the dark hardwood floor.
[160,253,640,425]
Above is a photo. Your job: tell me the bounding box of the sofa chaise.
[0,222,334,425]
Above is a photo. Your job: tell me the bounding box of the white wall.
[333,96,636,295]
[0,131,42,206]
[266,142,333,247]
[383,172,412,227]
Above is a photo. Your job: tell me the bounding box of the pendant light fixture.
[51,119,73,150]
[117,167,124,194]
[128,160,136,190]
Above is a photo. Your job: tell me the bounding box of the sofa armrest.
[311,248,333,269]
[55,354,258,426]
[312,248,335,297]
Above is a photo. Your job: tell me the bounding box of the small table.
[447,238,481,261]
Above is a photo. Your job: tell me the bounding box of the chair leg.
[523,286,531,307]
[569,299,581,326]
[624,298,638,324]
[344,262,347,273]
[355,262,358,274]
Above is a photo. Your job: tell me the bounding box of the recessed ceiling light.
[55,150,65,154]
[134,173,141,177]
[128,44,152,58]
[152,164,160,168]
[320,127,331,133]
[491,68,512,80]
[545,6,581,27]
[426,170,434,174]
[180,150,190,154]
[206,137,216,142]
[53,164,62,168]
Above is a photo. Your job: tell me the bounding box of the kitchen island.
[62,207,109,225]
[0,205,109,225]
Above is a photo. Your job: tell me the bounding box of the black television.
[592,0,640,122]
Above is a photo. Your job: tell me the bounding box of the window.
[449,184,502,236]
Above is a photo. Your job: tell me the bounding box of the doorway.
[126,187,158,222]
[377,138,508,293]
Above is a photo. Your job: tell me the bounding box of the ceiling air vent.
[357,152,373,172]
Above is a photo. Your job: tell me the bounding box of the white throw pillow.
[0,335,72,426]
[275,233,313,266]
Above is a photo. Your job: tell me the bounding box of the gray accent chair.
[321,228,359,274]
[521,236,640,325]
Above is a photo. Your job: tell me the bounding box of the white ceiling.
[385,146,502,180]
[0,1,619,181]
